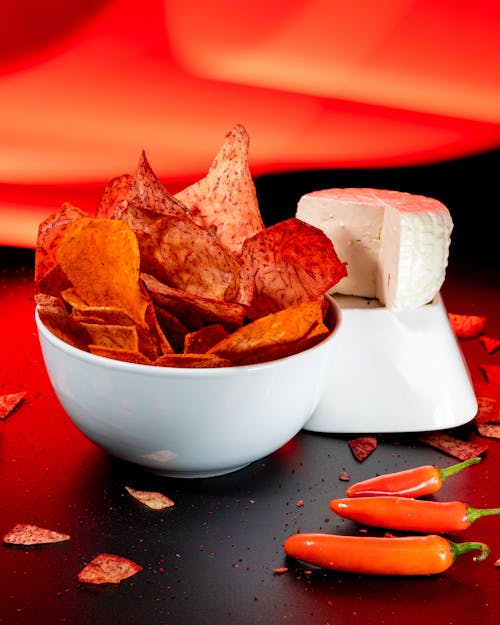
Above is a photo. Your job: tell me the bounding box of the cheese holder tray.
[304,292,477,433]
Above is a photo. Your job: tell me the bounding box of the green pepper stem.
[466,505,500,524]
[439,457,482,482]
[450,541,490,562]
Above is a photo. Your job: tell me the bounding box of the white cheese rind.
[296,188,453,310]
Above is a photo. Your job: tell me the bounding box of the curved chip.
[3,523,70,545]
[56,217,150,326]
[240,217,347,320]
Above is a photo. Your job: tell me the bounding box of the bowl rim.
[35,294,341,377]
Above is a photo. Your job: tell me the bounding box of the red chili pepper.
[330,496,500,533]
[345,456,481,498]
[283,533,489,576]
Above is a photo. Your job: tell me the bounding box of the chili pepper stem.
[439,457,481,481]
[466,505,500,524]
[450,541,490,562]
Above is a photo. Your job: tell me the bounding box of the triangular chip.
[3,523,70,545]
[125,486,175,510]
[175,124,264,254]
[348,436,377,462]
[77,553,142,584]
[0,392,26,419]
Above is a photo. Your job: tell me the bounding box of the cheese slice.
[296,188,453,310]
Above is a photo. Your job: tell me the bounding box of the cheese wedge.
[296,188,453,310]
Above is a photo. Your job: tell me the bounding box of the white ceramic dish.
[304,292,477,433]
[36,296,341,478]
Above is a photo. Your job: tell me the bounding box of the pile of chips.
[35,125,347,367]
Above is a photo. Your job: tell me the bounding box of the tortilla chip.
[81,323,139,352]
[154,353,231,368]
[418,431,488,461]
[348,436,377,462]
[57,217,150,326]
[125,486,175,510]
[184,324,230,354]
[240,218,347,320]
[3,523,70,546]
[34,202,88,282]
[479,364,500,386]
[208,300,329,366]
[142,273,246,331]
[476,422,500,439]
[175,124,264,254]
[77,553,142,584]
[448,313,487,339]
[153,305,189,353]
[0,392,26,419]
[141,214,244,302]
[89,345,153,365]
[96,173,133,219]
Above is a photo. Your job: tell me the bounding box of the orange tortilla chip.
[175,124,264,254]
[125,486,175,510]
[57,217,150,326]
[208,300,329,366]
[184,324,230,354]
[77,553,142,584]
[35,263,72,297]
[37,296,92,351]
[3,523,70,546]
[0,392,26,419]
[240,218,347,320]
[154,353,231,368]
[448,313,487,339]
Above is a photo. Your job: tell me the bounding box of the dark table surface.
[0,246,499,625]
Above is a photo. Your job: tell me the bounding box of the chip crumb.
[273,567,288,575]
[338,469,350,481]
[296,499,304,507]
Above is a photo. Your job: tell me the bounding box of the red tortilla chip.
[35,263,72,297]
[125,486,175,510]
[154,305,189,352]
[347,436,377,462]
[448,313,487,339]
[476,422,500,439]
[141,214,245,303]
[240,218,347,320]
[474,396,500,424]
[175,124,264,254]
[77,553,142,584]
[34,202,88,282]
[142,273,246,331]
[3,523,70,545]
[0,392,26,419]
[480,336,500,354]
[418,431,488,461]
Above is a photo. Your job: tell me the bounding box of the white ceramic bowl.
[36,296,341,478]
